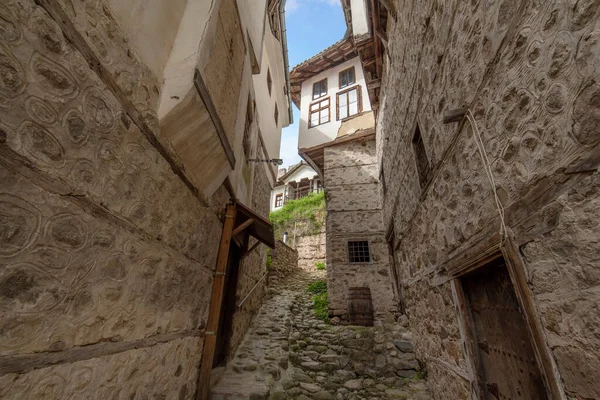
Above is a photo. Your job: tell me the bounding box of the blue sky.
[279,0,347,168]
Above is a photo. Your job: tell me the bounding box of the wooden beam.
[193,69,236,169]
[232,218,254,237]
[196,204,237,400]
[241,240,261,260]
[378,0,397,19]
[501,232,566,400]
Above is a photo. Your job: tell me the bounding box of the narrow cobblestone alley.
[210,270,430,400]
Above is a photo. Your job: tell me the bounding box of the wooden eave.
[236,201,275,249]
[289,37,357,109]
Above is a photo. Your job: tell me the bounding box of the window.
[412,124,431,189]
[348,240,371,263]
[267,69,272,96]
[309,97,330,127]
[243,96,253,158]
[339,66,355,88]
[274,104,279,126]
[275,193,283,208]
[337,86,361,120]
[312,78,327,100]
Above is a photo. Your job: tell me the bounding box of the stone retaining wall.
[296,232,326,271]
[268,240,299,287]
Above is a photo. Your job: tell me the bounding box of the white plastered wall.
[297,57,371,149]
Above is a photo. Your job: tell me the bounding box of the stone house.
[0,0,291,399]
[291,36,398,324]
[270,161,322,211]
[341,0,600,399]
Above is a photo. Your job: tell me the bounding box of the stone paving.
[210,270,430,400]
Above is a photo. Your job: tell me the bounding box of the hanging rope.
[464,109,508,245]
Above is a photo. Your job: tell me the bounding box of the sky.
[278,0,347,168]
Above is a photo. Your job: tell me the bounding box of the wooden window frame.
[338,66,356,89]
[275,193,283,208]
[243,95,253,159]
[267,68,272,96]
[312,78,328,100]
[309,97,330,128]
[336,85,362,121]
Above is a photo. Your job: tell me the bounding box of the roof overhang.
[235,201,275,249]
[289,37,357,109]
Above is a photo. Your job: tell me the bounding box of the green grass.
[307,280,327,295]
[266,249,272,270]
[315,261,325,270]
[313,292,329,323]
[307,280,329,323]
[269,192,325,238]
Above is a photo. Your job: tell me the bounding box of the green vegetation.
[307,279,329,323]
[315,261,326,270]
[266,249,272,270]
[307,279,327,295]
[270,192,325,239]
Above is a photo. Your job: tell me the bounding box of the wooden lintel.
[196,204,237,400]
[193,69,236,169]
[232,218,255,237]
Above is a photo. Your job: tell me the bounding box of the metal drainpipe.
[279,0,294,124]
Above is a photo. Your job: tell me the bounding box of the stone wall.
[0,0,273,398]
[324,140,397,322]
[269,240,299,286]
[296,231,327,271]
[378,1,600,398]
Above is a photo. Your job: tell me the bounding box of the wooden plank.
[451,279,485,400]
[241,240,261,260]
[232,218,254,237]
[193,69,236,169]
[196,204,237,400]
[501,233,566,400]
[0,330,204,376]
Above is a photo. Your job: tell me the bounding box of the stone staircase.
[209,270,430,400]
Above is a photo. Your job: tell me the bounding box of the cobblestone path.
[210,270,430,400]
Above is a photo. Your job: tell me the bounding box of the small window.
[337,86,361,120]
[339,66,355,89]
[243,96,253,158]
[267,69,272,96]
[309,97,330,128]
[312,78,327,100]
[274,104,279,126]
[275,193,283,208]
[412,124,431,189]
[348,240,370,263]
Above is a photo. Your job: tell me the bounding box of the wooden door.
[213,242,241,368]
[461,259,548,400]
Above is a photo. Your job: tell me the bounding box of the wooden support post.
[241,240,261,260]
[196,204,237,400]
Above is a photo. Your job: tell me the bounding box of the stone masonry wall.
[269,240,299,287]
[379,0,600,398]
[0,0,266,398]
[296,231,326,271]
[324,140,397,322]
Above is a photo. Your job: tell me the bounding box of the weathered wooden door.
[461,259,548,400]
